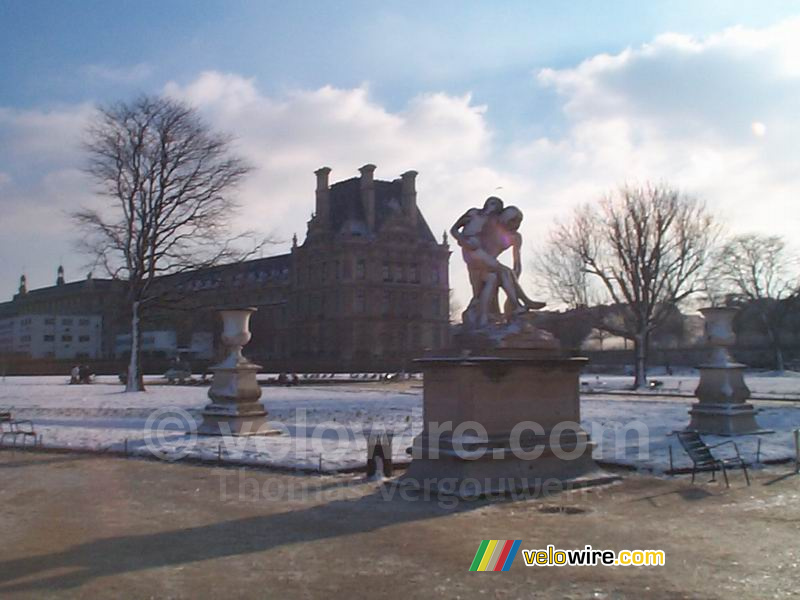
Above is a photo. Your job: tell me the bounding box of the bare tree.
[708,234,799,372]
[532,243,593,309]
[74,95,257,391]
[538,183,719,388]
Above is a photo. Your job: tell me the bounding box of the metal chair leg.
[742,463,750,486]
[721,464,729,488]
[691,467,696,483]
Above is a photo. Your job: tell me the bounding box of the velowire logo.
[469,540,521,572]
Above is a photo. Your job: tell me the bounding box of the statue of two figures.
[451,197,556,349]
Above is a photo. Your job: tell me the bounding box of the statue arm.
[512,233,522,278]
[449,213,470,245]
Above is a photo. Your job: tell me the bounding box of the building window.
[355,292,365,313]
[411,264,420,283]
[322,262,328,282]
[62,335,73,342]
[43,335,55,342]
[79,335,90,342]
[382,291,391,316]
[394,264,404,282]
[44,318,55,325]
[79,318,90,326]
[400,293,409,317]
[62,318,73,325]
[431,268,440,285]
[334,260,340,280]
[412,325,421,348]
[356,260,366,280]
[382,262,391,282]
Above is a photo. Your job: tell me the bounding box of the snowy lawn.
[580,369,800,398]
[1,375,799,474]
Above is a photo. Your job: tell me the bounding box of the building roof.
[328,177,437,242]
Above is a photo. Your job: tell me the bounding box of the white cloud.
[517,18,800,259]
[3,18,800,308]
[0,74,506,303]
[163,72,510,307]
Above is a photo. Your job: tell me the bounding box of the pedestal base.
[688,363,765,436]
[401,354,600,496]
[687,402,767,436]
[402,430,599,496]
[197,363,279,436]
[196,409,279,436]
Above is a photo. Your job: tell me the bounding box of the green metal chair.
[677,431,750,487]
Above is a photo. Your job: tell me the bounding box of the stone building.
[0,165,451,373]
[284,164,450,371]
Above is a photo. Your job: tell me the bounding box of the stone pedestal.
[402,350,598,496]
[687,307,765,436]
[197,308,278,436]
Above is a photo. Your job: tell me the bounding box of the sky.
[2,0,800,309]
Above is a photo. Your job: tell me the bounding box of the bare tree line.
[533,183,800,387]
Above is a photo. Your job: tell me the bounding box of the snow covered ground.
[581,369,800,398]
[1,375,799,474]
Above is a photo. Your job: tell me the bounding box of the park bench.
[676,430,750,487]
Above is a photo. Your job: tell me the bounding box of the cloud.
[162,72,511,306]
[516,18,800,255]
[3,18,800,308]
[82,62,153,85]
[0,74,505,303]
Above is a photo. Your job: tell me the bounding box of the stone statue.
[451,197,545,330]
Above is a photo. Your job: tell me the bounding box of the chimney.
[359,164,376,232]
[56,265,65,286]
[401,170,418,228]
[314,166,331,227]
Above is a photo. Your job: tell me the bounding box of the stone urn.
[218,308,256,368]
[700,307,737,367]
[687,306,765,436]
[197,307,277,436]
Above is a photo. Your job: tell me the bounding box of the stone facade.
[0,165,450,373]
[286,165,450,371]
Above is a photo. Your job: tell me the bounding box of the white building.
[114,330,214,360]
[0,314,103,359]
[114,330,177,358]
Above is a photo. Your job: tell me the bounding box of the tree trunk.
[774,344,785,374]
[633,331,648,389]
[764,316,785,374]
[125,300,145,392]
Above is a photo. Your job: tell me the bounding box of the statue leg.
[477,272,499,328]
[498,267,528,318]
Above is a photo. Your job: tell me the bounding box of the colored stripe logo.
[469,540,521,571]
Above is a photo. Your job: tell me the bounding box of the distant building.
[113,330,214,360]
[0,313,102,359]
[0,165,451,372]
